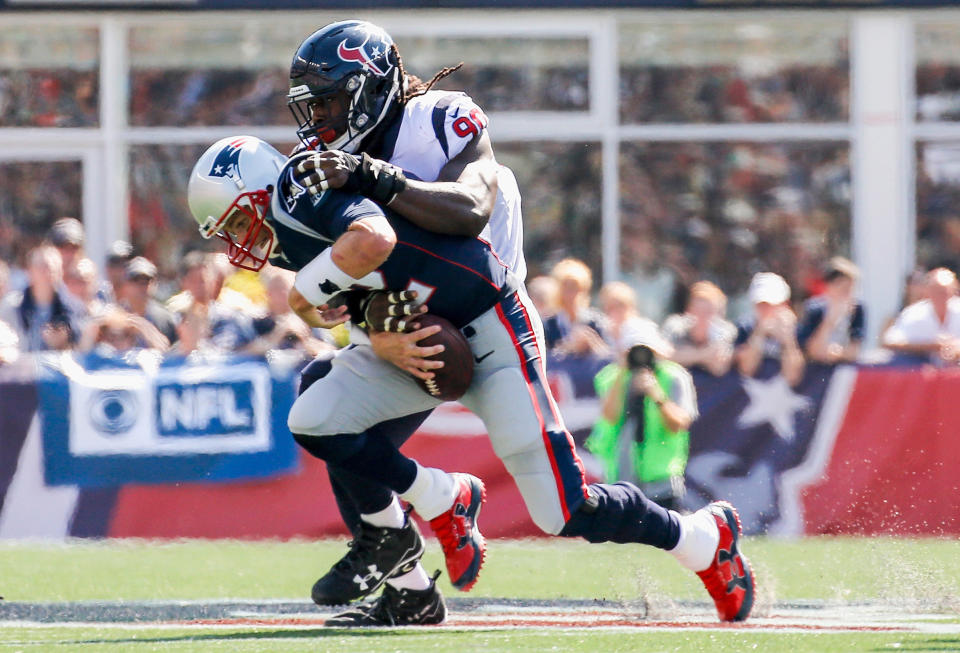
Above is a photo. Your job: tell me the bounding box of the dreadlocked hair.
[392,43,464,105]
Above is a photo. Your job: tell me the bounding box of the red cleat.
[696,501,755,622]
[428,473,486,591]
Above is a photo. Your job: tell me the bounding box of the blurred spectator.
[46,217,85,272]
[245,267,332,358]
[621,232,684,324]
[586,323,697,511]
[882,267,960,366]
[0,260,19,364]
[120,256,177,347]
[168,301,216,359]
[77,307,169,355]
[881,268,929,335]
[662,280,736,377]
[209,252,263,313]
[526,275,559,320]
[0,245,79,352]
[797,257,865,364]
[734,272,805,386]
[597,281,660,353]
[165,251,255,351]
[98,239,135,305]
[0,259,10,302]
[543,258,608,358]
[63,257,109,322]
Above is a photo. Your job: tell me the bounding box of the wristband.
[346,153,407,205]
[293,248,357,307]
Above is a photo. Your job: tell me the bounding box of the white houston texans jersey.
[382,90,526,282]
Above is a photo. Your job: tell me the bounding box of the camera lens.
[627,344,654,370]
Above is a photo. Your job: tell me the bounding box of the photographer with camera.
[585,325,698,511]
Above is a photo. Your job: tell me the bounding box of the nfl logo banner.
[37,353,299,487]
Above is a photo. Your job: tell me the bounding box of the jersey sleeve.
[431,93,489,162]
[317,192,385,240]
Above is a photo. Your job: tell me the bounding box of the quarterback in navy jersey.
[189,131,756,629]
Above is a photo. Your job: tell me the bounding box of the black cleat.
[311,512,425,606]
[324,571,447,627]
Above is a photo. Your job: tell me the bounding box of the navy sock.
[559,482,681,550]
[322,410,433,535]
[293,431,418,495]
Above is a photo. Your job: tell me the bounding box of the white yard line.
[1,599,958,634]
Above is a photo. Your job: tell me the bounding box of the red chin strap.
[214,189,274,272]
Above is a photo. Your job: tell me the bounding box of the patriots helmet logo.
[208,137,248,179]
[337,32,388,77]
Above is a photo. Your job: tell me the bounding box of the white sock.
[360,497,405,529]
[399,464,457,521]
[668,508,720,572]
[386,563,432,591]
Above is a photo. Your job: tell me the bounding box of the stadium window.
[0,25,99,128]
[393,36,590,113]
[128,23,297,127]
[916,142,960,272]
[618,19,849,125]
[916,20,960,122]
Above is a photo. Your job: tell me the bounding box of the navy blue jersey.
[268,154,511,327]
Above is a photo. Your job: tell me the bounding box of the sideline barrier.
[0,353,957,538]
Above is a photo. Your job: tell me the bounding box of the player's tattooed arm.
[387,131,498,238]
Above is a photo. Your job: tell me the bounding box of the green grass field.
[2,536,959,652]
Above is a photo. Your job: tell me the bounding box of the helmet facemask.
[205,189,276,272]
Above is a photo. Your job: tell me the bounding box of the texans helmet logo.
[337,37,387,76]
[208,137,248,179]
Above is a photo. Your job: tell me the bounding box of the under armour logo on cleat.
[353,564,383,591]
[717,545,748,594]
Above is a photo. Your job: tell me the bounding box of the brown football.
[413,314,474,401]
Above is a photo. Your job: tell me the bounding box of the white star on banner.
[736,375,812,442]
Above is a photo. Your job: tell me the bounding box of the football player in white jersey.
[284,19,525,621]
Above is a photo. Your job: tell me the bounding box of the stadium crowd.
[2,214,959,375]
[0,217,339,366]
